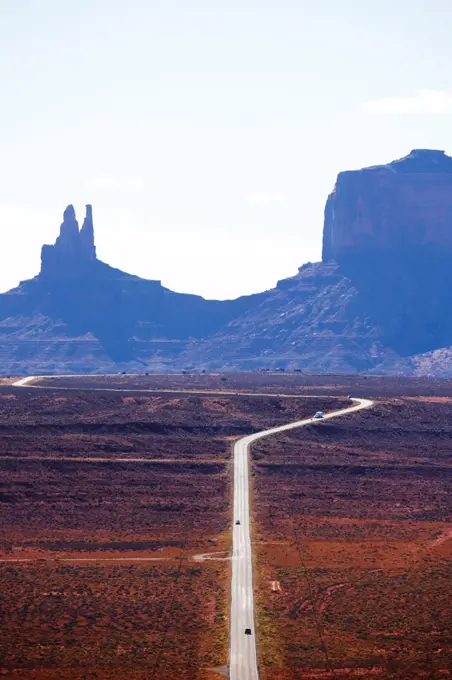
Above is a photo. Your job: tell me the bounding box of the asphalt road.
[229,397,373,680]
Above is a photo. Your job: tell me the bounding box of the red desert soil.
[252,397,452,679]
[0,387,347,679]
[34,370,452,397]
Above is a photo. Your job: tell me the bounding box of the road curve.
[230,397,373,680]
[11,377,373,679]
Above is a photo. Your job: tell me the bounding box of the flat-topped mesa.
[322,148,452,263]
[40,204,97,279]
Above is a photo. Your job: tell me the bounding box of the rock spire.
[40,204,97,279]
[80,205,96,261]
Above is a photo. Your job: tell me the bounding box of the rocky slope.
[2,149,452,375]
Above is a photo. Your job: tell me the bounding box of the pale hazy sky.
[1,0,452,299]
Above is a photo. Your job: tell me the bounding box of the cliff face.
[322,149,452,263]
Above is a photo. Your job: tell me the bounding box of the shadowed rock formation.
[41,204,97,280]
[80,204,96,262]
[322,149,452,262]
[0,205,262,372]
[185,150,452,374]
[2,150,452,375]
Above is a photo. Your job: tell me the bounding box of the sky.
[1,0,452,300]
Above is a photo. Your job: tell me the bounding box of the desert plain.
[0,372,451,679]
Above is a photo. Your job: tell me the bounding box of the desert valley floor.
[0,373,451,679]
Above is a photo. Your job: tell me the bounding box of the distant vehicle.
[235,520,241,525]
[245,628,252,635]
[314,411,324,419]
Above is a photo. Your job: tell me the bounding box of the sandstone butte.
[1,148,452,376]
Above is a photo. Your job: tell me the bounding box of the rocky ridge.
[0,205,262,373]
[1,149,452,375]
